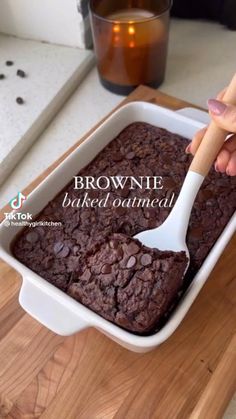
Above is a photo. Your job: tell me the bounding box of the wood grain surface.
[0,86,235,419]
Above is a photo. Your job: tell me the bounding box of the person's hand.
[186,88,236,176]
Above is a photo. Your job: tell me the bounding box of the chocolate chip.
[53,242,64,255]
[161,260,169,272]
[81,269,91,282]
[16,97,24,105]
[145,269,153,281]
[73,245,80,255]
[115,246,124,260]
[119,222,132,235]
[144,208,156,219]
[0,74,5,80]
[206,198,216,207]
[140,253,152,266]
[154,260,161,270]
[26,231,39,244]
[58,245,70,258]
[6,60,14,66]
[126,256,137,269]
[126,241,140,256]
[126,151,135,160]
[67,256,80,272]
[17,69,26,78]
[109,239,119,249]
[101,264,112,274]
[179,154,188,163]
[44,257,53,269]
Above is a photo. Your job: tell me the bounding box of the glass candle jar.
[89,0,172,95]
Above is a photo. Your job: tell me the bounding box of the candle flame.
[113,24,120,33]
[128,25,135,35]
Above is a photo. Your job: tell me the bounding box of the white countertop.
[0,18,235,417]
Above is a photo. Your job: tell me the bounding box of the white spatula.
[135,73,236,270]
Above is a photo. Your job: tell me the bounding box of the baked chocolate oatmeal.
[13,122,236,334]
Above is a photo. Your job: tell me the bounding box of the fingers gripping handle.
[189,73,236,177]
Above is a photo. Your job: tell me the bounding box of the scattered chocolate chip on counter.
[6,60,14,66]
[16,97,24,105]
[17,69,26,78]
[0,74,5,80]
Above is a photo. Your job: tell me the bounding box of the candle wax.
[108,8,155,22]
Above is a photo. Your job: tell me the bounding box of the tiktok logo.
[9,192,26,210]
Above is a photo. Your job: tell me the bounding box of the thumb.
[207,99,236,132]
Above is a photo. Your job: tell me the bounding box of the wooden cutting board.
[0,86,235,419]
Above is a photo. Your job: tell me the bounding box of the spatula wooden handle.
[189,73,236,177]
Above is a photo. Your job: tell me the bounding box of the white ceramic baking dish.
[0,102,235,353]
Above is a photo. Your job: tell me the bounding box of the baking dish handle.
[19,279,89,336]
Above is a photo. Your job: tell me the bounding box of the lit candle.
[89,1,171,94]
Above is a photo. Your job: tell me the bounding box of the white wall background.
[0,0,86,48]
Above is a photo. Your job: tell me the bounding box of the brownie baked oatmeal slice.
[68,234,188,334]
